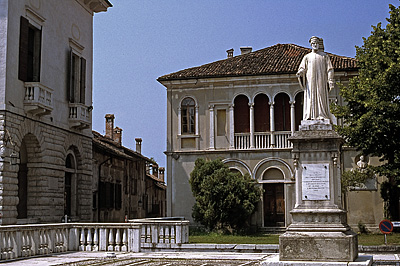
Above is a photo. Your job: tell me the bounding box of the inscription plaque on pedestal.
[302,163,330,200]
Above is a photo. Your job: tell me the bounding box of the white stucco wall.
[5,0,94,134]
[0,0,8,106]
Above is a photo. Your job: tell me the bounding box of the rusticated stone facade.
[0,0,111,225]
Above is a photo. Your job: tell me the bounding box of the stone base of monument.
[278,118,362,264]
[280,230,358,262]
[279,207,358,262]
[260,254,373,266]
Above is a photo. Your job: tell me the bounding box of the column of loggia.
[249,103,255,149]
[209,105,215,150]
[221,100,298,150]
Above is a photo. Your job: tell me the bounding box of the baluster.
[115,229,121,252]
[1,232,7,259]
[25,231,32,256]
[79,228,85,251]
[107,229,114,251]
[146,225,151,243]
[159,226,164,244]
[59,229,64,252]
[38,231,44,254]
[93,228,99,251]
[20,231,26,257]
[121,229,127,252]
[43,231,49,254]
[54,230,59,253]
[86,228,92,251]
[7,232,14,259]
[61,229,67,252]
[26,231,31,256]
[165,226,170,244]
[170,226,176,244]
[140,226,146,244]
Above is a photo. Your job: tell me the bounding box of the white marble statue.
[297,36,335,123]
[356,155,368,172]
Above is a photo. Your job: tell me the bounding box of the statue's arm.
[326,55,335,90]
[296,56,307,77]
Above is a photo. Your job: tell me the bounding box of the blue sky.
[93,1,395,167]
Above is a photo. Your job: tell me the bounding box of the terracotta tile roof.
[157,43,357,81]
[92,131,151,162]
[146,173,167,190]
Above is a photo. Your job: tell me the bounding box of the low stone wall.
[0,219,190,261]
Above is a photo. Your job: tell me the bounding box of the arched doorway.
[254,94,270,132]
[65,153,77,217]
[234,95,250,133]
[274,93,290,131]
[263,168,285,227]
[295,92,304,131]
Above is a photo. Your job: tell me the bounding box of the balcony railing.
[69,103,90,129]
[234,131,292,149]
[23,82,53,116]
[0,219,189,261]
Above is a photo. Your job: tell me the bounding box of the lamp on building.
[138,199,143,208]
[0,129,18,165]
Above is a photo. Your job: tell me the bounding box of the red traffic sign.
[379,219,393,234]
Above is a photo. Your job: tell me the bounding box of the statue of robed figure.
[297,36,336,123]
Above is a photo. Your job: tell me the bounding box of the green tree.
[332,4,400,219]
[189,158,261,232]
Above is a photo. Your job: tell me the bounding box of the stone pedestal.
[279,119,358,262]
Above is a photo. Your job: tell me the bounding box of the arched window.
[295,92,304,131]
[181,97,195,134]
[234,95,250,133]
[254,94,270,132]
[65,153,77,217]
[274,93,290,131]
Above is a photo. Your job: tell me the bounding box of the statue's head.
[309,36,324,52]
[309,36,320,51]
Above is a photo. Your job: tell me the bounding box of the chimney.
[240,46,252,55]
[105,114,115,139]
[152,163,159,178]
[113,127,123,145]
[135,138,142,154]
[159,167,165,182]
[226,48,234,58]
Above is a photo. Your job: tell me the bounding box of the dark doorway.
[65,172,72,216]
[263,183,285,227]
[17,163,28,219]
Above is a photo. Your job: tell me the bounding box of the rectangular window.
[19,16,41,82]
[68,50,86,104]
[115,183,122,210]
[217,109,226,136]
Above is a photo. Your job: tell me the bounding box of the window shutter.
[80,57,86,104]
[68,50,76,102]
[33,28,42,82]
[18,16,29,82]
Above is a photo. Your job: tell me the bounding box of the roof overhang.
[76,0,112,14]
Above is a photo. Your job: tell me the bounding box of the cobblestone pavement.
[0,252,270,266]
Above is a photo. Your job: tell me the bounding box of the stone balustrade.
[0,219,189,261]
[23,82,53,116]
[235,132,292,149]
[131,218,189,248]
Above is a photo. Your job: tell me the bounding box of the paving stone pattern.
[57,257,259,266]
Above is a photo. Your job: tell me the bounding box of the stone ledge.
[141,243,279,253]
[260,254,373,266]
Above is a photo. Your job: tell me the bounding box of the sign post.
[379,219,393,245]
